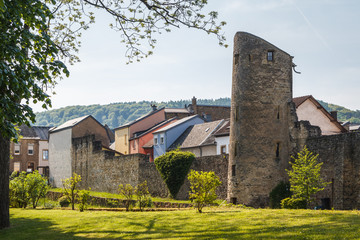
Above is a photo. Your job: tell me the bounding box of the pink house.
[129,118,177,161]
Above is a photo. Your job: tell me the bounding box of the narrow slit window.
[277,106,280,119]
[234,142,238,157]
[276,143,280,158]
[267,51,274,61]
[232,165,236,177]
[234,54,239,65]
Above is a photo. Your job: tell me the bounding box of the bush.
[118,184,135,211]
[9,170,48,209]
[135,181,150,211]
[269,181,291,209]
[154,150,195,198]
[59,196,70,207]
[188,170,221,213]
[62,173,82,210]
[281,197,307,209]
[78,189,91,212]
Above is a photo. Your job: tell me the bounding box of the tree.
[118,184,135,211]
[135,181,150,211]
[0,0,226,229]
[154,150,195,198]
[62,173,82,210]
[188,170,221,213]
[25,171,49,209]
[286,146,330,208]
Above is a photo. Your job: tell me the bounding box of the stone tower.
[228,32,294,207]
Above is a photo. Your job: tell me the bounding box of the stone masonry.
[72,135,228,199]
[228,31,360,209]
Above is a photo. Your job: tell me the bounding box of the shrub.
[135,181,150,211]
[9,171,28,208]
[26,171,49,208]
[188,170,221,213]
[118,184,135,211]
[59,196,70,207]
[62,173,82,210]
[9,170,48,209]
[154,150,195,198]
[269,181,291,209]
[78,189,91,212]
[281,197,307,209]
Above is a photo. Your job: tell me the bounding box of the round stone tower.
[228,32,294,207]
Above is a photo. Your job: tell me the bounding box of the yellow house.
[114,107,166,154]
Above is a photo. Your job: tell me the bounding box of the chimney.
[192,96,197,114]
[330,111,337,121]
[151,104,157,111]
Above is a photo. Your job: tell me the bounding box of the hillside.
[34,98,231,129]
[34,97,360,129]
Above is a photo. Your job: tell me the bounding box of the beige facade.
[115,127,130,154]
[295,97,346,135]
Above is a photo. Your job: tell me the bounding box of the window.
[28,144,34,155]
[234,142,238,157]
[276,143,280,158]
[277,105,280,119]
[124,134,127,145]
[234,53,239,65]
[154,137,158,145]
[267,51,274,61]
[221,145,226,154]
[160,137,164,145]
[232,165,236,177]
[14,162,20,172]
[133,140,136,150]
[14,144,20,155]
[42,150,49,160]
[27,162,35,172]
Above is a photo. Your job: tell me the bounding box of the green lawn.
[1,208,360,239]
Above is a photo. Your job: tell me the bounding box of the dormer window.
[267,51,274,61]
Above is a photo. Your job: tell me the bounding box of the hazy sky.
[32,0,360,112]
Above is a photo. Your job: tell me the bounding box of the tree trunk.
[0,133,10,229]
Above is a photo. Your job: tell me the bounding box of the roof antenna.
[292,63,301,74]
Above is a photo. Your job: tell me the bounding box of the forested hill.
[34,98,231,129]
[34,97,360,129]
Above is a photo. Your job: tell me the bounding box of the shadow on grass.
[1,210,359,239]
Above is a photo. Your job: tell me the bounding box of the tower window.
[267,51,274,61]
[232,165,236,176]
[277,106,280,119]
[276,143,280,158]
[234,54,239,65]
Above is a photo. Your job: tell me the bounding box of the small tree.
[154,150,195,198]
[25,171,49,209]
[188,170,221,213]
[286,146,330,208]
[62,173,82,210]
[118,184,135,211]
[78,189,91,212]
[135,181,150,212]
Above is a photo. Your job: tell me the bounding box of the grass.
[50,188,192,204]
[1,208,360,239]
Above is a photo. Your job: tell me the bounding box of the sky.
[32,0,360,112]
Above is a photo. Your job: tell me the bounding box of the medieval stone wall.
[71,135,228,200]
[305,132,360,210]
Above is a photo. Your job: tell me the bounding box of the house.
[169,119,227,157]
[214,119,230,155]
[114,107,166,154]
[187,96,230,121]
[153,115,204,159]
[293,95,347,135]
[10,125,51,176]
[129,117,178,161]
[48,115,114,187]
